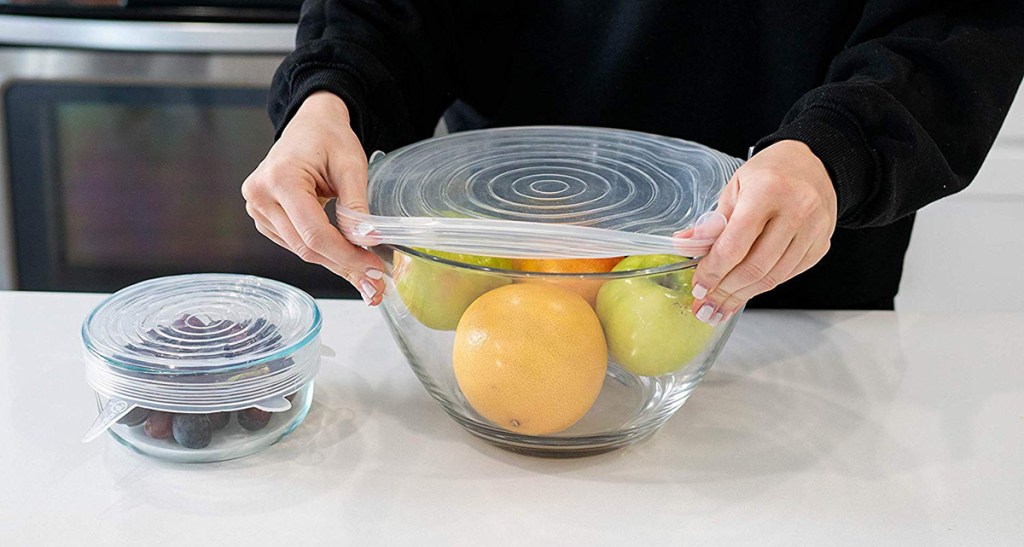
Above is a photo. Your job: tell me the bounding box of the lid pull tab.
[252,396,292,413]
[81,398,138,443]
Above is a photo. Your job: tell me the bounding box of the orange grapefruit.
[453,283,608,435]
[511,257,623,306]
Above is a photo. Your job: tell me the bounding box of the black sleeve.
[267,0,464,153]
[753,1,1024,228]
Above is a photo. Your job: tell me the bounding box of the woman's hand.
[686,140,837,325]
[242,91,386,305]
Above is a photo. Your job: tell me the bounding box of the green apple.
[393,248,513,331]
[595,255,715,376]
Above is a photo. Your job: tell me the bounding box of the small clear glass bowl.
[96,381,314,464]
[375,246,739,457]
[81,274,322,463]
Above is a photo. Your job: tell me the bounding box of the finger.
[711,231,831,323]
[790,239,831,279]
[729,230,815,303]
[264,203,342,272]
[701,232,814,323]
[693,216,798,313]
[277,192,388,305]
[673,227,694,238]
[247,204,279,238]
[264,202,385,306]
[255,219,366,288]
[277,189,381,270]
[256,216,362,283]
[329,148,370,214]
[674,211,728,240]
[254,220,289,250]
[329,154,375,242]
[692,197,769,300]
[250,202,301,254]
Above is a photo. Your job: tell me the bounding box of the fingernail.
[696,303,714,323]
[358,280,378,305]
[692,283,709,300]
[708,311,723,327]
[355,222,375,236]
[365,268,384,280]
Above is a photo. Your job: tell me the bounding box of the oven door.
[0,19,357,298]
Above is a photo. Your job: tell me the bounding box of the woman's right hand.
[242,91,386,305]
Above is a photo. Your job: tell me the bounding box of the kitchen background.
[0,2,1021,310]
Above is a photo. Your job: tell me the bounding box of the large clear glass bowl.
[374,246,739,457]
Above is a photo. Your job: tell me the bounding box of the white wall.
[896,87,1024,311]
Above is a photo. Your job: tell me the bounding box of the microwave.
[0,10,358,299]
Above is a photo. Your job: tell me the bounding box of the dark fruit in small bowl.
[172,414,213,449]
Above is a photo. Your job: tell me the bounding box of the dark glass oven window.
[5,83,355,298]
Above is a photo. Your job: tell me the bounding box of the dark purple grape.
[172,414,213,449]
[144,412,173,440]
[237,408,272,431]
[172,313,208,333]
[117,407,150,427]
[207,412,231,430]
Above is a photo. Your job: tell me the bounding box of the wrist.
[753,105,874,225]
[777,139,832,186]
[297,91,351,125]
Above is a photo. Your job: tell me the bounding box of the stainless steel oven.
[0,5,358,297]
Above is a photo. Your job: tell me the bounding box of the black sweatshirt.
[269,0,1024,310]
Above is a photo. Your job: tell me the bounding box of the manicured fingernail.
[696,303,714,323]
[708,311,723,327]
[355,222,375,236]
[358,280,378,305]
[365,268,384,280]
[692,283,709,299]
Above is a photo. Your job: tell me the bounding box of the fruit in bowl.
[510,257,623,306]
[375,246,737,456]
[393,248,513,330]
[596,255,714,376]
[453,283,607,435]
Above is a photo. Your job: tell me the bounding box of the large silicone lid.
[338,126,743,258]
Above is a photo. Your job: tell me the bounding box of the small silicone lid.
[82,274,321,413]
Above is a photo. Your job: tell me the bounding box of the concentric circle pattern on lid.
[367,126,743,235]
[83,274,320,371]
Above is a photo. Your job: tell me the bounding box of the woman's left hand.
[685,139,838,325]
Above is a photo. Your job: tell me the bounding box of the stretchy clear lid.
[81,274,322,442]
[338,126,743,258]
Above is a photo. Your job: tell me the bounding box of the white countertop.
[1,291,1022,545]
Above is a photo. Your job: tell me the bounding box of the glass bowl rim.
[388,245,701,279]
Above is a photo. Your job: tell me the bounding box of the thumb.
[325,132,375,245]
[714,173,741,221]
